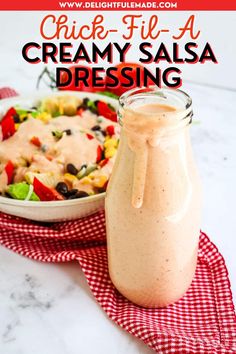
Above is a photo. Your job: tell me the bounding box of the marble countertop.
[0,82,235,354]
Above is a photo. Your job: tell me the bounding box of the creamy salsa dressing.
[0,110,118,194]
[124,103,177,208]
[0,113,103,168]
[106,99,201,308]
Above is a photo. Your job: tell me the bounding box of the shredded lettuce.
[96,91,119,100]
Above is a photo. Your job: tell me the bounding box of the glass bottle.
[105,87,202,308]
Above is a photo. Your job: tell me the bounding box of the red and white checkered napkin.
[0,87,18,99]
[0,211,235,354]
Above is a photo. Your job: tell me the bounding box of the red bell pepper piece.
[1,107,17,140]
[1,107,16,140]
[33,178,64,201]
[106,125,115,136]
[2,107,17,122]
[45,155,53,161]
[96,145,103,163]
[77,108,85,116]
[99,158,109,168]
[5,160,14,184]
[86,133,94,140]
[97,180,108,192]
[103,180,109,191]
[30,136,41,147]
[97,101,117,122]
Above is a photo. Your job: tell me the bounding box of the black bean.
[67,194,78,200]
[77,104,86,110]
[66,163,78,175]
[94,100,99,107]
[5,192,13,199]
[67,191,89,199]
[91,125,101,131]
[56,182,68,196]
[83,98,89,106]
[64,129,72,136]
[76,191,89,198]
[13,114,20,123]
[101,130,107,137]
[89,107,98,114]
[65,189,78,198]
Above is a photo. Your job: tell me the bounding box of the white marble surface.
[0,82,235,354]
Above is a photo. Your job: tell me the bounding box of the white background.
[0,11,236,354]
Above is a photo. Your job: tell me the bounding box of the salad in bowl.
[0,91,119,221]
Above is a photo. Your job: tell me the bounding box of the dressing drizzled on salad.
[0,95,119,201]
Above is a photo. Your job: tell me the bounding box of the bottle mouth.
[118,86,193,126]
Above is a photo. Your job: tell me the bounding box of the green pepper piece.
[87,100,98,114]
[15,108,29,116]
[96,91,119,100]
[30,111,40,118]
[7,182,40,201]
[52,111,61,118]
[85,164,97,176]
[52,130,63,140]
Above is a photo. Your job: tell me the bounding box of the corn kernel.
[80,176,92,185]
[104,138,118,149]
[64,173,77,183]
[15,157,27,167]
[15,123,20,130]
[42,98,59,115]
[37,112,51,123]
[58,102,64,115]
[19,114,27,122]
[92,175,108,188]
[105,147,117,158]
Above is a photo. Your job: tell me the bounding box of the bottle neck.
[118,87,193,209]
[120,103,192,209]
[122,105,192,150]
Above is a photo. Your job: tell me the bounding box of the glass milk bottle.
[105,87,202,308]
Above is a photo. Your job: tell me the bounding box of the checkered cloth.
[0,211,235,353]
[0,87,18,99]
[0,88,236,353]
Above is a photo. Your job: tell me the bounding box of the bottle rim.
[118,86,193,126]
